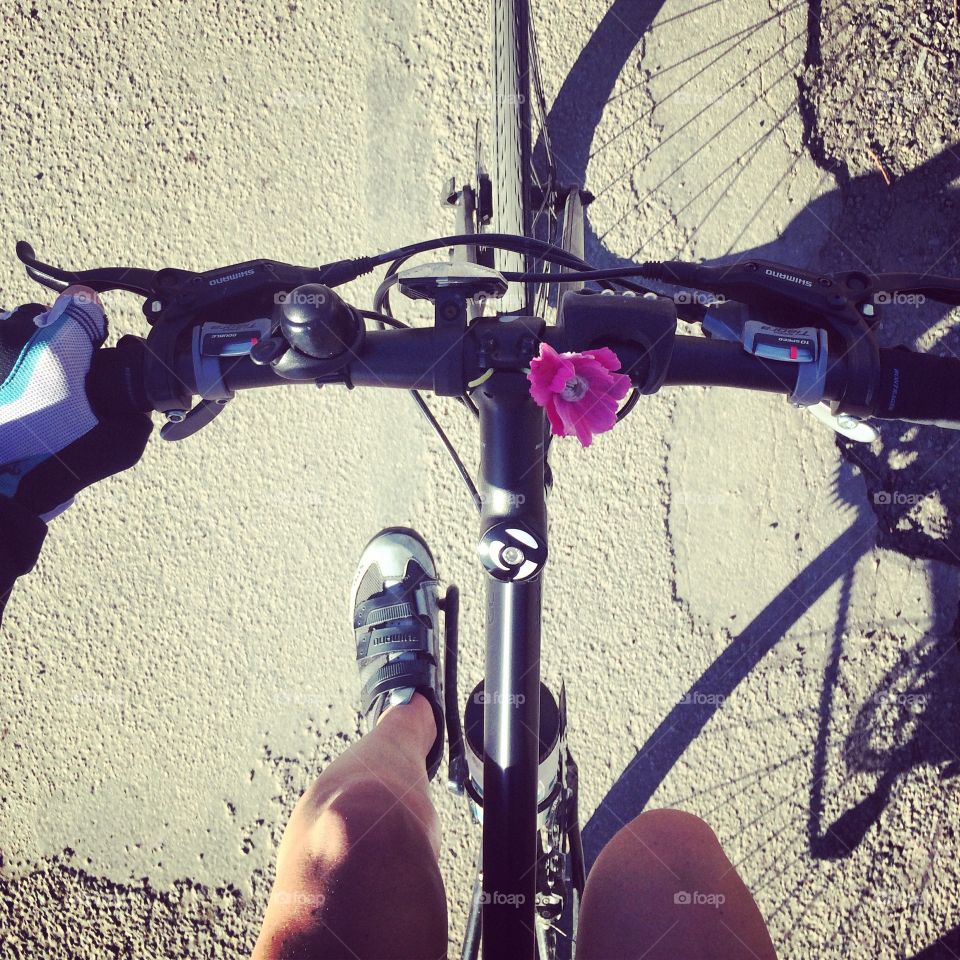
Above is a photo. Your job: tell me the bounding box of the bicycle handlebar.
[89,308,960,431]
[11,232,954,435]
[663,337,960,429]
[18,234,960,433]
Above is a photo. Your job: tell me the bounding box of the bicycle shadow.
[911,928,960,960]
[546,0,960,947]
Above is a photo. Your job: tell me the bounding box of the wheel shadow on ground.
[544,1,960,953]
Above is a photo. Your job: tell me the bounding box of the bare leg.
[577,809,778,960]
[252,693,447,960]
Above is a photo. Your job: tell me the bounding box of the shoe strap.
[361,659,435,718]
[355,590,435,660]
[364,600,415,626]
[356,621,432,662]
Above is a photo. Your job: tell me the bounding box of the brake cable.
[358,307,483,510]
[365,248,654,509]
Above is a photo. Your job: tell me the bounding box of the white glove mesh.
[0,294,106,467]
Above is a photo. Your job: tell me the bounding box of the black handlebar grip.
[874,346,960,427]
[86,335,151,417]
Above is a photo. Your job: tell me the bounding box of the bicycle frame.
[476,368,548,956]
[444,50,581,941]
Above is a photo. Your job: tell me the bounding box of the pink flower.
[527,342,632,447]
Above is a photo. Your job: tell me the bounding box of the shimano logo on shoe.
[209,268,256,287]
[764,268,813,288]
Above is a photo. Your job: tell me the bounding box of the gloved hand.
[0,285,152,522]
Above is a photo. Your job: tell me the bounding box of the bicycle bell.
[274,282,365,362]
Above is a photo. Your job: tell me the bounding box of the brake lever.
[840,271,960,307]
[651,257,960,419]
[16,240,158,296]
[16,241,377,441]
[646,258,960,312]
[18,240,376,302]
[646,259,880,416]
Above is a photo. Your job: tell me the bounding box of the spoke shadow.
[545,0,960,940]
[581,508,875,866]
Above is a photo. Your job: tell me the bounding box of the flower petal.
[580,397,619,432]
[528,344,634,446]
[553,396,594,446]
[528,342,575,405]
[591,372,632,404]
[583,346,622,372]
[547,361,576,395]
[571,354,619,387]
[543,397,568,435]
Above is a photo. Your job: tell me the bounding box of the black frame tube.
[475,370,546,960]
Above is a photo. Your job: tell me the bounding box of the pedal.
[440,585,467,796]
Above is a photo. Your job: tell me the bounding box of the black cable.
[615,389,641,422]
[370,232,585,269]
[360,308,481,511]
[411,391,481,512]
[359,308,408,329]
[504,264,658,284]
[370,234,652,295]
[373,242,636,317]
[360,245,661,509]
[377,252,643,310]
[372,274,400,319]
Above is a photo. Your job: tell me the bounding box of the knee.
[580,810,777,960]
[591,808,726,883]
[258,777,447,960]
[623,808,721,851]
